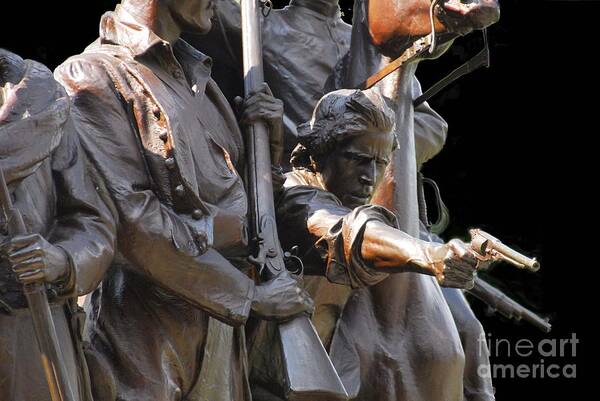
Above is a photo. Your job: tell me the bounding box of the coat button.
[191,209,203,220]
[165,157,175,169]
[159,131,168,142]
[175,185,185,197]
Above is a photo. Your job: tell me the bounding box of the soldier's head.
[292,88,396,209]
[122,0,215,36]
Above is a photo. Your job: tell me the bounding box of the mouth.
[346,193,371,205]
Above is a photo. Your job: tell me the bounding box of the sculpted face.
[320,131,395,209]
[167,0,214,34]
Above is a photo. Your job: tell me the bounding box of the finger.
[464,278,475,290]
[294,295,314,313]
[245,82,273,98]
[243,92,283,109]
[240,112,266,126]
[241,101,282,118]
[18,269,45,285]
[241,105,282,119]
[261,82,273,96]
[242,103,283,115]
[3,234,41,253]
[447,239,468,258]
[8,245,44,264]
[242,104,283,118]
[0,239,10,255]
[12,257,45,274]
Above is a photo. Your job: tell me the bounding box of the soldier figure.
[275,88,482,374]
[55,1,312,401]
[0,49,116,401]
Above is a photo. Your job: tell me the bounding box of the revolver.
[469,229,540,272]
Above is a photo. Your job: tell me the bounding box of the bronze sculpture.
[0,3,552,398]
[55,1,313,400]
[188,1,497,399]
[0,49,116,401]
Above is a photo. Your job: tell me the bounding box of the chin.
[341,196,365,210]
[181,18,212,35]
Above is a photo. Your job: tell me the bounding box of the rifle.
[0,169,76,401]
[468,277,552,333]
[240,1,348,400]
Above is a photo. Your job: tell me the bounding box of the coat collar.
[99,6,213,92]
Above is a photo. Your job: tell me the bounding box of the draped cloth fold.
[0,54,71,184]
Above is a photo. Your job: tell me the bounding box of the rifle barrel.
[240,1,348,399]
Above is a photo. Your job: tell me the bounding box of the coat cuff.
[52,244,77,298]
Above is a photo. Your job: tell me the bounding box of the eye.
[343,152,364,162]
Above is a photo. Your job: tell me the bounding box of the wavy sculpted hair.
[290,88,396,172]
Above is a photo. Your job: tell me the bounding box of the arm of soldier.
[361,221,478,288]
[277,184,391,288]
[55,58,257,326]
[46,118,117,298]
[278,184,476,289]
[412,76,448,168]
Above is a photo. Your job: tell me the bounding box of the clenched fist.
[428,239,488,289]
[1,233,70,286]
[251,272,314,321]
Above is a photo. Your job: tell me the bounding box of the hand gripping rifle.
[241,1,348,399]
[0,168,76,401]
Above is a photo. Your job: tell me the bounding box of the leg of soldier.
[0,305,82,401]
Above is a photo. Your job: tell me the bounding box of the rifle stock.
[240,1,348,399]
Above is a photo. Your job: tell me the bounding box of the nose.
[358,160,377,191]
[358,174,373,186]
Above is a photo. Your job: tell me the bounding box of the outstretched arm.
[278,181,478,289]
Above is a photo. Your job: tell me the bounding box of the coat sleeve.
[55,58,255,326]
[412,76,448,168]
[48,117,117,298]
[277,183,396,289]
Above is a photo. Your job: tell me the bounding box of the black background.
[1,0,592,399]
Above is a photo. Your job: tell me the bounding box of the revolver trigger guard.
[284,253,304,277]
[472,252,492,270]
